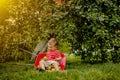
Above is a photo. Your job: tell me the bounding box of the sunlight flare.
[0,0,6,7]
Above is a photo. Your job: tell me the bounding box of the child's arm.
[54,57,61,61]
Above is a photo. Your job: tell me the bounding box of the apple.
[51,68,56,71]
[43,56,48,61]
[46,66,51,70]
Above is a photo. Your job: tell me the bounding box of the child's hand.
[43,56,48,61]
[54,57,61,61]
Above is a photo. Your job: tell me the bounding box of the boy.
[39,38,62,71]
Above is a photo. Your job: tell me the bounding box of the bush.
[0,0,120,63]
[39,0,120,63]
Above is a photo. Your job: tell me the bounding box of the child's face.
[47,39,56,51]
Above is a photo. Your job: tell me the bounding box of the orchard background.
[0,0,120,80]
[0,0,120,63]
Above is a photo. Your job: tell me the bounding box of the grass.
[0,56,120,80]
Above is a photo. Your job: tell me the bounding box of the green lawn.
[0,56,120,80]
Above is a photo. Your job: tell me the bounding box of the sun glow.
[0,0,6,7]
[0,0,11,22]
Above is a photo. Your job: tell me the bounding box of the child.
[39,38,62,71]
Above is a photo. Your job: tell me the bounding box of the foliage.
[0,0,48,62]
[0,0,120,63]
[0,0,70,62]
[37,0,120,63]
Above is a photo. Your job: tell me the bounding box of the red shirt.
[46,50,61,60]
